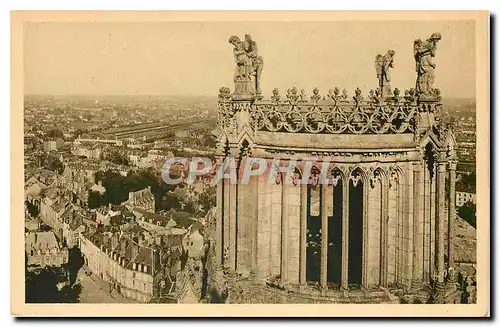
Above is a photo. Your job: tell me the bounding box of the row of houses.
[25,151,209,303]
[78,206,205,303]
[456,191,476,207]
[79,230,162,303]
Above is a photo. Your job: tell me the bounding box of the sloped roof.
[132,207,197,230]
[25,231,61,252]
[26,182,44,197]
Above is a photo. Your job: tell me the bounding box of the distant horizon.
[24,93,477,100]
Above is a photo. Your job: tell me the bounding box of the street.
[76,267,135,303]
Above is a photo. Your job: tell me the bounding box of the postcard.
[11,10,489,317]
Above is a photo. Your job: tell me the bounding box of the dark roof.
[83,229,162,276]
[133,207,197,229]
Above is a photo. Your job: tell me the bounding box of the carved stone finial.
[341,88,348,100]
[327,89,335,100]
[299,89,307,102]
[393,88,401,102]
[218,87,231,100]
[271,88,280,103]
[404,88,417,103]
[327,87,342,103]
[286,87,299,103]
[368,89,383,104]
[353,87,363,104]
[310,87,321,102]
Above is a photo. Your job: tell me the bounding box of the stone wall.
[223,179,230,267]
[387,181,397,285]
[256,174,271,279]
[367,180,381,287]
[286,183,301,283]
[270,179,282,277]
[422,165,431,281]
[236,181,252,275]
[401,162,414,288]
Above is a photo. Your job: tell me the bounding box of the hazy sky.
[24,20,476,97]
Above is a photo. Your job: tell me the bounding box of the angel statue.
[228,34,264,96]
[414,33,442,95]
[375,50,395,97]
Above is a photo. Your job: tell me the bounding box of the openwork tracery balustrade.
[218,86,442,135]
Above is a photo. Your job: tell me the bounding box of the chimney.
[98,180,102,187]
[120,238,126,255]
[131,243,139,260]
[111,233,119,249]
[129,191,134,202]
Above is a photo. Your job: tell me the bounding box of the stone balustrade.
[218,86,442,135]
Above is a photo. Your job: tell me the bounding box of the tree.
[458,201,476,228]
[106,150,129,166]
[39,152,64,174]
[456,172,476,193]
[198,186,216,217]
[25,266,81,303]
[25,200,40,217]
[101,171,129,205]
[46,128,64,138]
[95,168,177,208]
[202,135,217,148]
[74,129,86,138]
[88,190,106,209]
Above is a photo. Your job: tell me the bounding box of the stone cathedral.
[210,33,460,303]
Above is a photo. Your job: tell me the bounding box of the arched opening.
[348,169,364,286]
[327,169,343,287]
[306,166,321,283]
[368,169,383,287]
[387,170,400,285]
[269,170,282,277]
[423,143,437,281]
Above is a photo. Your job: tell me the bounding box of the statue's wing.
[382,55,393,70]
[375,54,383,74]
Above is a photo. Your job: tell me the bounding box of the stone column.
[412,162,423,288]
[362,182,369,288]
[380,176,389,287]
[215,177,223,266]
[251,175,258,274]
[430,165,436,278]
[436,162,446,284]
[320,183,328,294]
[341,177,350,293]
[396,180,404,285]
[229,162,238,272]
[223,178,230,268]
[299,183,307,288]
[422,160,430,281]
[403,164,414,290]
[281,181,289,284]
[448,161,457,268]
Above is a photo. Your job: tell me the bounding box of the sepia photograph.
[10,11,489,317]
